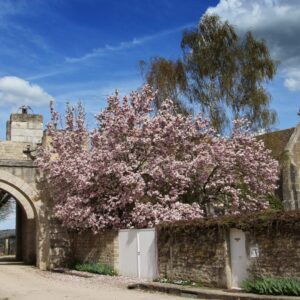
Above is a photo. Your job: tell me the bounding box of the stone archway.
[0,170,40,265]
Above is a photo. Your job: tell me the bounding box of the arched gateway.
[0,108,69,269]
[0,169,38,264]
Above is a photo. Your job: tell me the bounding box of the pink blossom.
[36,86,279,232]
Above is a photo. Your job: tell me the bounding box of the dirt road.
[0,263,192,300]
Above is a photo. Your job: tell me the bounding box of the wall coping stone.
[0,160,35,168]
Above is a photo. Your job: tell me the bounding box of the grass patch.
[242,278,300,296]
[74,262,117,276]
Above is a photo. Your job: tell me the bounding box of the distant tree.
[0,191,14,221]
[141,14,277,133]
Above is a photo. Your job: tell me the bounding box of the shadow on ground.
[0,255,23,265]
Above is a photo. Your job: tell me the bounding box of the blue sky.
[0,0,300,229]
[0,200,15,231]
[0,0,299,138]
[0,0,217,137]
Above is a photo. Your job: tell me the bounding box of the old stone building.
[259,123,300,209]
[0,107,70,269]
[281,124,300,209]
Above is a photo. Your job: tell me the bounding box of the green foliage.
[141,14,277,133]
[156,209,300,236]
[243,278,300,296]
[267,194,284,210]
[74,263,117,276]
[139,57,190,115]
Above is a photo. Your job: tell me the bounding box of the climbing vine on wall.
[157,209,300,236]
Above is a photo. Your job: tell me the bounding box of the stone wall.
[73,230,119,271]
[0,141,31,161]
[47,218,72,269]
[247,227,300,279]
[0,141,39,188]
[157,228,230,288]
[6,113,43,144]
[157,221,300,288]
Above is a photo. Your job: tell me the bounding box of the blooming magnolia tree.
[36,85,279,232]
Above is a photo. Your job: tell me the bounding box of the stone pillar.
[4,238,9,255]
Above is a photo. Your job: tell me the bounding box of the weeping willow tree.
[139,58,190,115]
[140,14,277,133]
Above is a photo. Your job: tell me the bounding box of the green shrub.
[74,262,117,276]
[267,194,284,210]
[242,278,300,296]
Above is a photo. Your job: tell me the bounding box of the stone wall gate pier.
[0,107,61,269]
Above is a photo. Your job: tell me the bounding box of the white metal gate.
[230,228,249,288]
[119,228,158,280]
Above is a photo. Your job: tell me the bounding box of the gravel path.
[0,262,193,300]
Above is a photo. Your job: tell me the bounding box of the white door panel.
[119,229,139,277]
[138,229,158,280]
[118,229,158,280]
[230,228,249,288]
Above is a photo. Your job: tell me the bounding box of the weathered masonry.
[282,125,300,209]
[1,109,41,265]
[0,107,70,269]
[156,211,300,289]
[259,124,300,209]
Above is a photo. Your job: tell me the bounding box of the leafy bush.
[74,263,117,276]
[267,194,284,210]
[242,278,300,296]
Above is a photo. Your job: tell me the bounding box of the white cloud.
[56,78,141,103]
[0,76,54,108]
[66,22,195,63]
[206,0,300,33]
[26,67,74,81]
[283,69,300,91]
[205,0,300,91]
[284,78,299,91]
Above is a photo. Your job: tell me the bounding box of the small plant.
[74,262,117,276]
[266,194,284,210]
[154,278,201,287]
[242,278,300,296]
